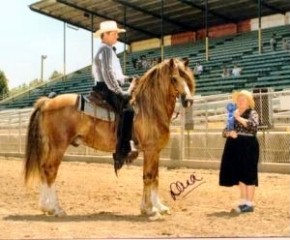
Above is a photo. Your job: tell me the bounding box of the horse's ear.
[169,58,176,70]
[183,58,189,67]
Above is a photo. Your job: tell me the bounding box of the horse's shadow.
[206,210,240,218]
[3,211,159,222]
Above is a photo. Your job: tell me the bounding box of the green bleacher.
[0,66,94,109]
[122,24,290,96]
[0,24,289,109]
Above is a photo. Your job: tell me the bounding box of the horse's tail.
[24,97,49,185]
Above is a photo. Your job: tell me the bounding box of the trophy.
[226,102,236,131]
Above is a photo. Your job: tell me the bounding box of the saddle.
[77,91,116,122]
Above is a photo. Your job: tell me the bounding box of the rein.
[171,110,180,122]
[168,68,183,122]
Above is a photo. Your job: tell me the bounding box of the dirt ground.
[0,157,289,239]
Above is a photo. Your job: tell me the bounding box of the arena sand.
[0,157,289,239]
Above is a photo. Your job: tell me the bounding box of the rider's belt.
[237,132,255,137]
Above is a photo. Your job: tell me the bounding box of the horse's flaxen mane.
[132,59,172,123]
[132,58,195,139]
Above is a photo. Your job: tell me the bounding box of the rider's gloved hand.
[126,75,140,82]
[132,74,140,79]
[119,90,131,101]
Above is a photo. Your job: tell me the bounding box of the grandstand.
[0,0,290,109]
[123,24,290,96]
[0,25,289,109]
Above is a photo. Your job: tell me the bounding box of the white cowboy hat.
[94,21,125,37]
[232,90,255,109]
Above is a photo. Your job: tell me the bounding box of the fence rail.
[0,90,289,168]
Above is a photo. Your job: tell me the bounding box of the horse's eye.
[172,77,178,83]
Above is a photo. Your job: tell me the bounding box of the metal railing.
[0,90,289,166]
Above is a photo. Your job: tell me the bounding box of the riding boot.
[114,107,138,173]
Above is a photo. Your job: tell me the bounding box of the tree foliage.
[5,69,63,99]
[0,70,9,99]
[49,70,63,80]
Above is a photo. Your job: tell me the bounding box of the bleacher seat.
[0,25,289,109]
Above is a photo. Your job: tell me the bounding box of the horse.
[24,58,195,219]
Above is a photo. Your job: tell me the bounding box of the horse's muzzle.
[181,94,194,108]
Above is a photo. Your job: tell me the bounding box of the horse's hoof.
[41,208,66,217]
[140,206,158,216]
[54,208,67,217]
[41,207,50,214]
[41,207,55,216]
[155,203,171,215]
[160,208,171,215]
[149,212,162,221]
[140,209,147,215]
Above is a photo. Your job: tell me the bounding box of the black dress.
[219,109,260,187]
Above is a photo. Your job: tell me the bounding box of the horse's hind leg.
[39,150,66,216]
[39,182,66,216]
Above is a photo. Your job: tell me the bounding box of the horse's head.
[131,58,195,121]
[167,58,195,108]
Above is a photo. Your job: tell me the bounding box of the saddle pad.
[78,95,115,122]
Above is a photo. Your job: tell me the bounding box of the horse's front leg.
[141,150,170,220]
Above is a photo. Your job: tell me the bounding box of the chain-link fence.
[162,89,290,166]
[0,89,289,168]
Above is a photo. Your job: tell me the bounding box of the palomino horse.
[24,58,195,219]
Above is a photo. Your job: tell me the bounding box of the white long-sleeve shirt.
[92,43,126,94]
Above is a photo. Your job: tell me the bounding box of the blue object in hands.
[226,102,236,130]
